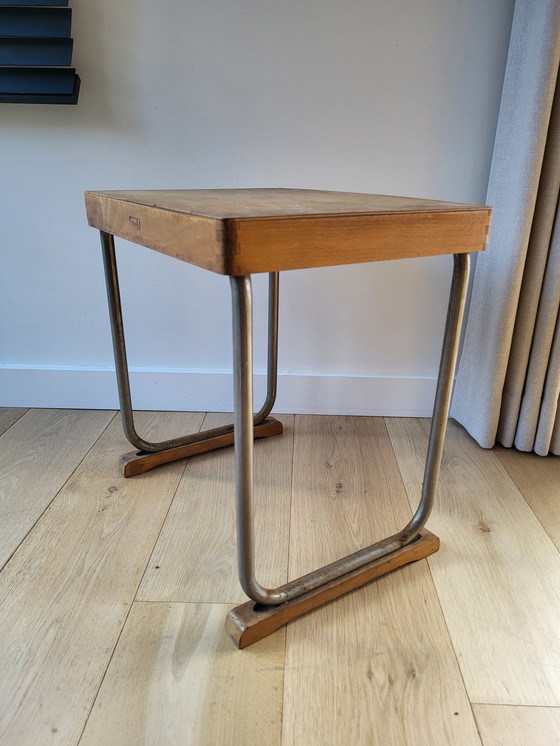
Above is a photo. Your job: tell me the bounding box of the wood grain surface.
[226,530,440,649]
[282,415,481,745]
[0,408,114,569]
[473,704,560,746]
[386,418,560,706]
[0,411,203,746]
[86,188,487,219]
[120,416,283,476]
[1,409,559,745]
[136,413,294,604]
[85,188,491,275]
[80,602,285,746]
[495,444,560,551]
[0,406,27,436]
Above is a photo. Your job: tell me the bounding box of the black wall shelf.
[0,37,73,65]
[0,7,71,36]
[0,1,69,5]
[0,1,79,104]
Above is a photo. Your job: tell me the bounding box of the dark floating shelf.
[0,66,75,93]
[0,7,71,37]
[0,1,69,5]
[0,71,78,102]
[0,37,73,65]
[0,1,79,104]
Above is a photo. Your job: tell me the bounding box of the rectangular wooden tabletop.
[85,188,491,275]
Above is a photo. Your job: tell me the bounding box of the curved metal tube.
[254,272,279,424]
[100,231,279,453]
[230,275,279,602]
[230,253,470,606]
[401,252,470,539]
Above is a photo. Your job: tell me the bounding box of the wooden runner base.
[120,417,283,477]
[226,529,439,648]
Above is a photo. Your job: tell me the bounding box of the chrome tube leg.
[254,272,279,424]
[230,275,287,605]
[102,230,279,454]
[100,230,154,452]
[228,253,470,607]
[402,252,470,539]
[225,255,468,642]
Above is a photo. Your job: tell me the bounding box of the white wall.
[0,0,515,415]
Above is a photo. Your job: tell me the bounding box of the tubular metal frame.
[101,225,469,609]
[230,253,470,606]
[100,230,280,453]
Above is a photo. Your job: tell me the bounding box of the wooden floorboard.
[136,413,294,604]
[0,408,115,569]
[0,407,28,436]
[0,411,203,746]
[473,704,560,746]
[79,602,285,746]
[283,415,481,745]
[2,411,560,746]
[494,445,560,551]
[386,418,560,707]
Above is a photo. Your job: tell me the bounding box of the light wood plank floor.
[0,408,559,746]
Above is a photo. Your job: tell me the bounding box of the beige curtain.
[451,0,560,456]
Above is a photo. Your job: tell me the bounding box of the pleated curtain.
[451,0,560,456]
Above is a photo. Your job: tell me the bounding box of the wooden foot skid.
[226,529,439,648]
[120,417,283,477]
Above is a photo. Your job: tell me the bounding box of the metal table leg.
[100,231,283,476]
[227,253,470,646]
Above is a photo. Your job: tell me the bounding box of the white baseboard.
[0,365,437,417]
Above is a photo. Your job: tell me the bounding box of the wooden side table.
[85,188,491,647]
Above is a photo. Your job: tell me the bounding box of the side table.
[85,188,491,647]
